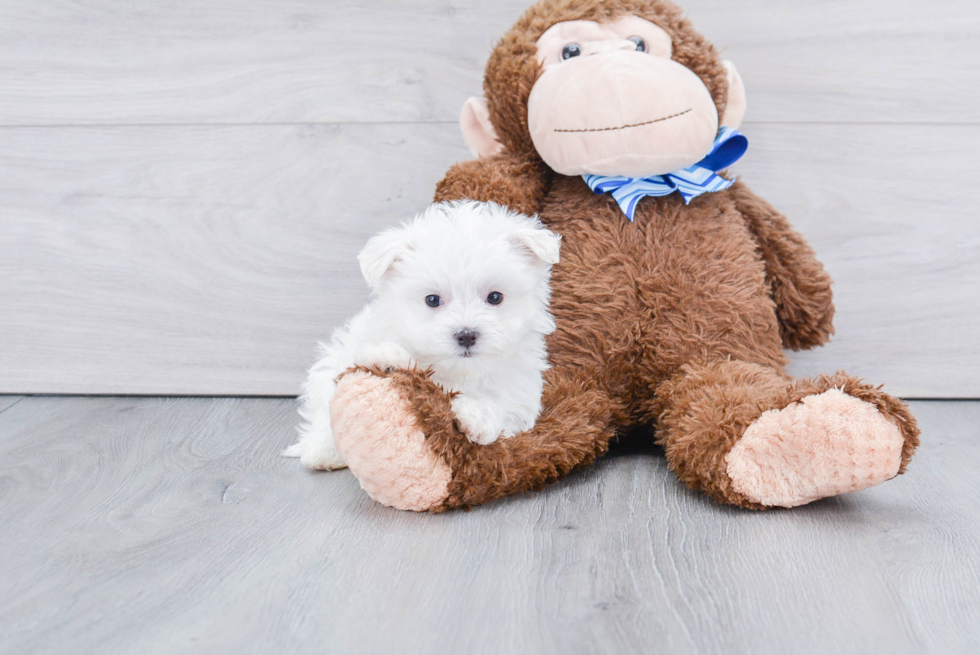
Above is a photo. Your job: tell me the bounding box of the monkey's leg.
[329,364,621,512]
[653,359,920,509]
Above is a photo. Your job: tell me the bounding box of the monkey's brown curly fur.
[339,0,919,510]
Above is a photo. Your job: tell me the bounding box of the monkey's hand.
[729,181,835,350]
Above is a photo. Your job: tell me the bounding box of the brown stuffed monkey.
[327,0,920,512]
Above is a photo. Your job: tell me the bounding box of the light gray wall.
[1,0,977,396]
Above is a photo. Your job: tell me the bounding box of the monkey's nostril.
[455,329,479,349]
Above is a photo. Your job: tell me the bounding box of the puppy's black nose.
[455,329,479,349]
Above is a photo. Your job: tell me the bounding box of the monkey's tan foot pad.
[725,389,904,508]
[332,371,451,511]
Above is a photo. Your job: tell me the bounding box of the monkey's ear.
[720,61,747,129]
[460,97,504,159]
[358,227,412,287]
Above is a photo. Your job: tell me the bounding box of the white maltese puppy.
[284,200,561,470]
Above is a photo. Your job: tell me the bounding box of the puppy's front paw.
[301,446,348,471]
[451,396,504,445]
[284,439,348,470]
[354,342,415,373]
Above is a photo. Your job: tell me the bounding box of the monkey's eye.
[425,294,442,308]
[486,291,504,305]
[561,44,581,60]
[628,36,646,52]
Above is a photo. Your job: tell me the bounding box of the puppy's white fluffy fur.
[284,200,561,470]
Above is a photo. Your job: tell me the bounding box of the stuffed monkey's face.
[527,16,720,178]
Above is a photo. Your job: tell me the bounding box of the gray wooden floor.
[1,396,977,655]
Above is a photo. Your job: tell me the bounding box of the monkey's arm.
[729,181,835,350]
[434,152,550,216]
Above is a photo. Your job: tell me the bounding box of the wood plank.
[1,122,977,396]
[0,397,975,653]
[0,123,462,395]
[0,0,976,126]
[852,401,980,654]
[686,0,980,126]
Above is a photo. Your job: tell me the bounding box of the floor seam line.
[0,398,25,416]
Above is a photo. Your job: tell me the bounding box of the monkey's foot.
[331,363,619,512]
[725,389,906,507]
[331,370,452,512]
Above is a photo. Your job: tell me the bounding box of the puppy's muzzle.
[455,329,479,350]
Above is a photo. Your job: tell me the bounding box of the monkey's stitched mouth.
[554,108,692,133]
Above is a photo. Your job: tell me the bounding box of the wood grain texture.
[0,397,975,654]
[0,124,462,395]
[0,0,976,126]
[1,123,977,396]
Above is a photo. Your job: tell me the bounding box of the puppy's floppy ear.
[358,227,412,286]
[510,222,561,265]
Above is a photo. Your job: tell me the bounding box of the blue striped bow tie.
[584,127,748,221]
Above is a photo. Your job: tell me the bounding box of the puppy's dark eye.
[425,294,441,308]
[629,36,645,52]
[486,291,504,305]
[561,44,581,60]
